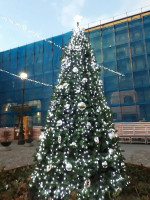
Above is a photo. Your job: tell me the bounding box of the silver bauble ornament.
[73,67,78,73]
[64,104,70,109]
[66,163,72,171]
[78,102,86,110]
[46,164,52,172]
[63,83,69,88]
[85,179,91,187]
[56,120,63,126]
[102,161,108,168]
[82,78,88,83]
[58,136,61,144]
[37,155,42,161]
[94,137,99,144]
[87,122,91,129]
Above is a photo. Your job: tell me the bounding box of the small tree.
[30,27,128,200]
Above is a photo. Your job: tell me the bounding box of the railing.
[81,5,150,30]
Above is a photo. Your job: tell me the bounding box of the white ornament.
[66,163,72,171]
[73,67,78,73]
[121,162,125,167]
[37,155,42,161]
[85,179,91,187]
[39,133,45,140]
[58,136,61,144]
[109,148,114,155]
[57,120,63,126]
[82,78,88,84]
[78,102,86,110]
[94,137,99,144]
[48,127,51,131]
[97,106,101,112]
[63,82,69,88]
[99,80,103,85]
[46,164,52,172]
[75,88,80,93]
[57,85,63,90]
[87,122,91,129]
[102,161,108,168]
[108,132,116,139]
[70,142,77,146]
[64,104,70,109]
[49,112,53,117]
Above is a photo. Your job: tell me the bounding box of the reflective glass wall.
[89,13,150,122]
[0,12,150,127]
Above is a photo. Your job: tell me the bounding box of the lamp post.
[18,72,27,145]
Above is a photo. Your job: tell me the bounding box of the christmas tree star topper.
[73,14,83,27]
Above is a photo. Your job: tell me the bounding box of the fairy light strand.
[1,16,63,50]
[1,16,125,77]
[0,68,53,87]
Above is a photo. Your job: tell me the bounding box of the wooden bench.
[115,122,150,144]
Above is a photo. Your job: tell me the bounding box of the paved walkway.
[0,141,150,170]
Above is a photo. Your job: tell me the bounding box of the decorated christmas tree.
[30,25,128,200]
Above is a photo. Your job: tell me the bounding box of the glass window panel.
[119,74,133,90]
[132,55,146,71]
[133,71,149,88]
[136,88,150,103]
[103,61,116,77]
[102,26,114,35]
[89,29,101,50]
[146,38,150,53]
[3,50,10,71]
[121,105,138,121]
[103,47,115,62]
[116,43,130,59]
[117,58,131,74]
[62,31,72,47]
[105,91,120,105]
[17,46,25,72]
[94,50,102,63]
[111,106,122,121]
[104,75,118,92]
[147,54,150,70]
[35,41,43,64]
[144,23,150,39]
[131,41,145,56]
[102,33,115,48]
[115,22,127,32]
[10,48,17,73]
[43,72,53,85]
[130,26,143,41]
[115,29,129,45]
[129,18,142,28]
[119,90,136,105]
[144,15,150,24]
[33,112,41,125]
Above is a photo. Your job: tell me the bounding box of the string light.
[1,16,63,50]
[0,68,52,87]
[1,16,125,77]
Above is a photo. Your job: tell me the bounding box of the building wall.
[0,12,150,128]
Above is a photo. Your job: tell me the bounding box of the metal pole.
[18,79,25,145]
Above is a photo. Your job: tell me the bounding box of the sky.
[0,0,150,52]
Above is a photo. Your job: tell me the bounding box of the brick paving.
[0,141,150,170]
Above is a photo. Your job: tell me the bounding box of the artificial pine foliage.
[30,27,128,200]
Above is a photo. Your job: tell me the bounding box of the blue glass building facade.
[0,11,150,127]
